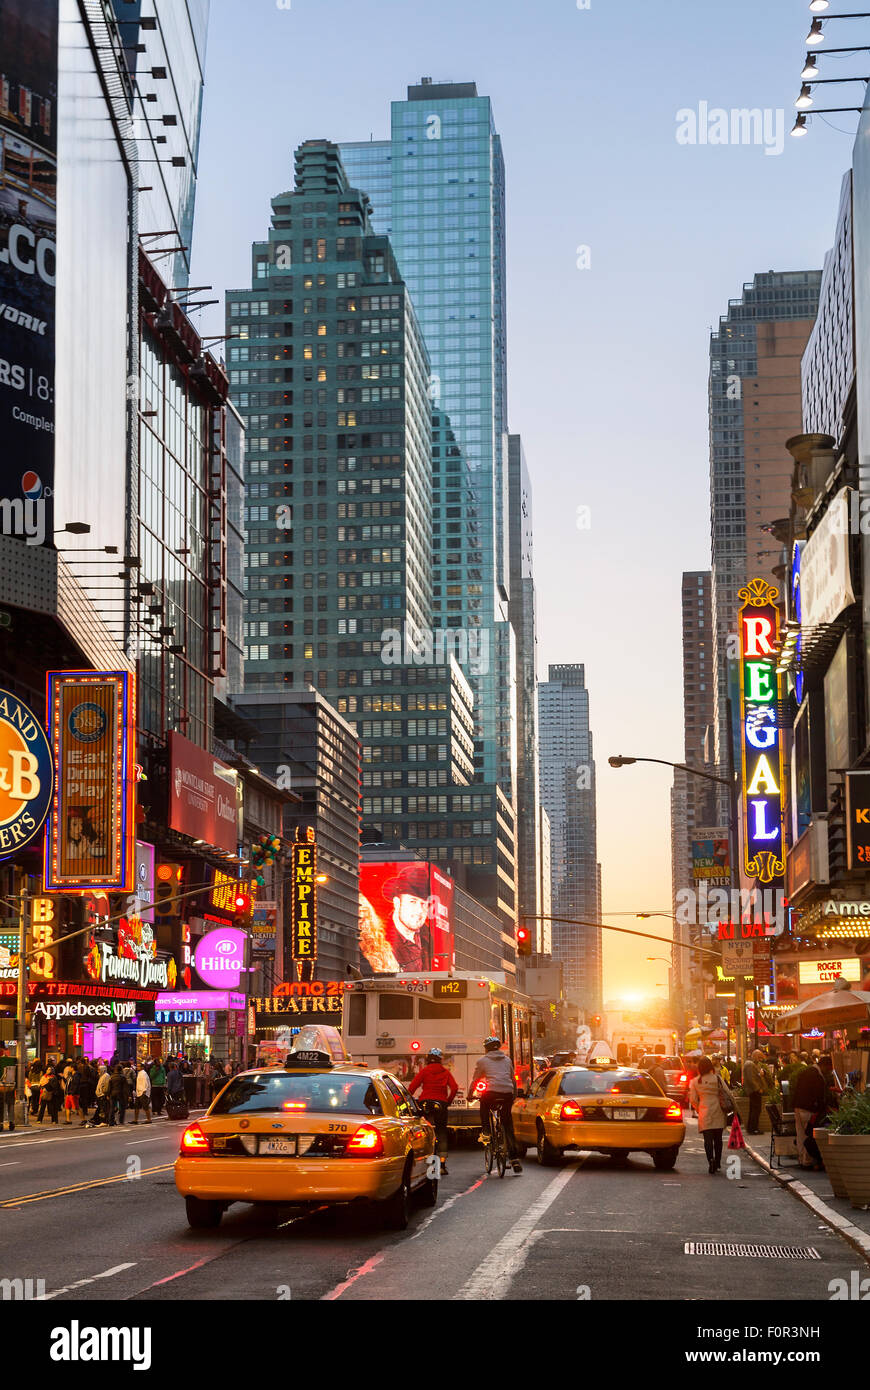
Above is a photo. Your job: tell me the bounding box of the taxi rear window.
[558,1071,661,1097]
[210,1072,384,1116]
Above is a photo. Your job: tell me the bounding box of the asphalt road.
[0,1114,863,1302]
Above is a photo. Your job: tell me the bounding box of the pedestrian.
[77,1059,95,1126]
[108,1064,130,1126]
[193,1057,207,1108]
[209,1060,227,1101]
[182,1057,197,1110]
[166,1062,184,1106]
[27,1057,43,1116]
[717,1056,732,1088]
[650,1059,669,1096]
[93,1066,111,1126]
[408,1048,459,1176]
[150,1058,166,1116]
[793,1055,830,1170]
[689,1056,735,1174]
[37,1066,62,1125]
[0,1044,17,1131]
[131,1063,152,1125]
[63,1062,82,1125]
[741,1049,768,1134]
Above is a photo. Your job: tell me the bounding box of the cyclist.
[471,1036,522,1174]
[408,1048,459,1176]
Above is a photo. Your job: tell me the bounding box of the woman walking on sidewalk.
[689,1056,735,1174]
[37,1066,62,1125]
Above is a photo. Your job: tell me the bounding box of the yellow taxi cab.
[512,1060,686,1170]
[174,1038,437,1230]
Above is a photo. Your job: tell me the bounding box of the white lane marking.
[38,1263,137,1300]
[0,1162,20,1168]
[454,1164,578,1300]
[125,1138,165,1145]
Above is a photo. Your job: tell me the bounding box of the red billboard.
[358,861,454,974]
[168,732,239,854]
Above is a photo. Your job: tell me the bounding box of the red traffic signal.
[233,891,252,916]
[517,925,532,957]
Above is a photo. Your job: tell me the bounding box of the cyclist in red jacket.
[408,1048,459,1176]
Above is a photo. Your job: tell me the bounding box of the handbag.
[717,1076,735,1124]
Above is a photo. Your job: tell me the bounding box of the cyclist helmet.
[484,1036,502,1052]
[427,1047,443,1061]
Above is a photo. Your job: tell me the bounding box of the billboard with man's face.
[358,861,454,974]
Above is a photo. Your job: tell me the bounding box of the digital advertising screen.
[358,860,454,974]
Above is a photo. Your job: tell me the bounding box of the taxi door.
[513,1069,556,1142]
[381,1075,433,1184]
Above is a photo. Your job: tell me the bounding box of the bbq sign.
[0,688,53,857]
[290,830,317,964]
[738,579,785,885]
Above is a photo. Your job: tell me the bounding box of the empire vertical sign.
[738,579,785,885]
[290,829,317,965]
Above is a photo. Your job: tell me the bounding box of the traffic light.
[591,1014,602,1030]
[155,863,183,923]
[517,924,532,957]
[233,890,253,926]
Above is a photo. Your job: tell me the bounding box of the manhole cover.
[684,1242,820,1259]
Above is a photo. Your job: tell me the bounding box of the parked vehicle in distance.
[640,1055,690,1106]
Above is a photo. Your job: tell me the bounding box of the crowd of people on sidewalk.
[684,1046,845,1174]
[0,1051,242,1131]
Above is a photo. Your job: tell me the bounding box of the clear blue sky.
[190,0,856,999]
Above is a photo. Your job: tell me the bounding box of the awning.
[777,989,870,1033]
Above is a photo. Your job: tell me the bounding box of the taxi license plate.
[259,1138,295,1155]
[608,1109,636,1120]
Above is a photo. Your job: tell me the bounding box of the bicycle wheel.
[495,1114,508,1178]
[484,1119,494,1173]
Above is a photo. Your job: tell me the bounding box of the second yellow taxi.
[512,1061,686,1169]
[174,1043,437,1229]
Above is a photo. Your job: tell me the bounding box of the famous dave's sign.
[193,925,247,989]
[168,731,239,854]
[44,671,135,891]
[290,830,317,964]
[0,687,53,858]
[738,579,785,885]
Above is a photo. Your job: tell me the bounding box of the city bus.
[342,971,539,1138]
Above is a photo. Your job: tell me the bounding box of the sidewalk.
[0,1107,208,1139]
[743,1135,870,1263]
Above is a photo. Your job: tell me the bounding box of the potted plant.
[812,1126,849,1200]
[827,1091,870,1210]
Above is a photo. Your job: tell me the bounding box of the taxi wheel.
[652,1146,679,1171]
[536,1123,561,1167]
[185,1196,223,1229]
[383,1162,413,1230]
[420,1173,438,1207]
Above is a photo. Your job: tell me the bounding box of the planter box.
[828,1133,870,1210]
[813,1127,849,1200]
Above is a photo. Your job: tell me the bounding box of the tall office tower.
[508,435,540,938]
[340,79,512,793]
[709,270,821,805]
[110,0,209,288]
[670,572,716,1015]
[538,664,602,1012]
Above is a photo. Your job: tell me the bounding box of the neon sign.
[290,828,317,964]
[738,578,785,885]
[790,541,804,706]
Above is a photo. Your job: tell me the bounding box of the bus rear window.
[346,992,367,1036]
[379,993,414,1020]
[418,997,462,1020]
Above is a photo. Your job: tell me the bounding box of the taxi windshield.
[558,1070,661,1097]
[210,1072,384,1116]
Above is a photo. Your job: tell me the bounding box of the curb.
[743,1138,870,1266]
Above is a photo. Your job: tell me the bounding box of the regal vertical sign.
[738,579,785,885]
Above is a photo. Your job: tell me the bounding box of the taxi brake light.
[664,1102,683,1121]
[180,1123,210,1154]
[558,1101,585,1121]
[282,1101,307,1111]
[346,1124,384,1157]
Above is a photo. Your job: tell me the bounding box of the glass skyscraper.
[340,79,512,792]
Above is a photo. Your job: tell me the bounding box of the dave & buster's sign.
[44,670,136,891]
[0,687,53,858]
[168,732,239,854]
[738,579,785,885]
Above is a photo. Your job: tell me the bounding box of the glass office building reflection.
[341,80,512,791]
